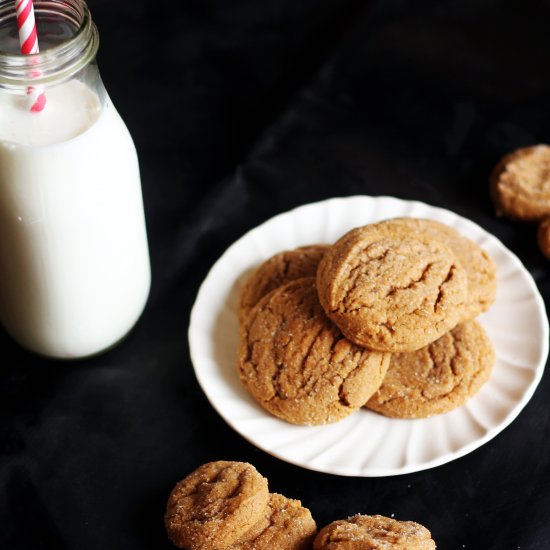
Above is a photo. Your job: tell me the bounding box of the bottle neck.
[0,0,99,90]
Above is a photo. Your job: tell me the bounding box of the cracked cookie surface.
[165,461,269,550]
[238,245,329,323]
[366,321,494,418]
[313,514,436,550]
[231,493,317,550]
[238,278,390,425]
[490,144,550,221]
[384,218,497,321]
[317,223,468,352]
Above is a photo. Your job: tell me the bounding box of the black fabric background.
[2,1,550,548]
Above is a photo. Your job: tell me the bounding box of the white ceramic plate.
[188,196,548,476]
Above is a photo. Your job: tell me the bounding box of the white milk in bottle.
[0,0,151,358]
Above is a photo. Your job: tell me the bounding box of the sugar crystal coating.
[232,493,317,549]
[165,461,269,549]
[366,321,494,418]
[239,245,329,323]
[238,278,390,425]
[313,514,436,549]
[490,144,550,221]
[317,223,468,352]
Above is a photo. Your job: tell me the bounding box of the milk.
[0,79,151,358]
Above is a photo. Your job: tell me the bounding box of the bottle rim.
[0,0,99,88]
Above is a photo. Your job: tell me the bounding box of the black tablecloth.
[3,1,550,548]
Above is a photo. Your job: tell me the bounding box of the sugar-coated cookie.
[313,514,436,549]
[165,461,269,550]
[232,493,317,550]
[238,245,329,323]
[366,321,494,418]
[238,278,390,425]
[490,144,550,221]
[387,218,497,321]
[316,223,468,352]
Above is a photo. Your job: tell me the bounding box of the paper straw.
[15,0,46,112]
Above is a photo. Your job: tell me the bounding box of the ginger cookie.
[366,321,494,419]
[165,461,270,550]
[238,278,390,425]
[238,245,329,323]
[232,493,317,550]
[316,223,468,352]
[490,144,550,221]
[313,514,436,550]
[538,218,550,259]
[386,218,497,321]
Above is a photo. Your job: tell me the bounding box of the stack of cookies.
[165,460,437,549]
[165,461,317,550]
[237,217,497,424]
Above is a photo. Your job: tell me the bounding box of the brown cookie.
[165,461,270,550]
[238,245,329,323]
[387,218,497,321]
[231,493,317,550]
[238,278,390,425]
[313,514,436,550]
[366,321,494,418]
[538,218,550,259]
[316,223,468,352]
[490,144,550,221]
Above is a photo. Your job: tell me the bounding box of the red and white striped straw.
[15,0,46,112]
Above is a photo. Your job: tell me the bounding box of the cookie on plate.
[165,461,269,550]
[366,321,494,418]
[238,278,390,425]
[386,218,497,321]
[490,144,550,221]
[238,245,329,323]
[233,493,317,550]
[316,223,468,352]
[313,514,436,550]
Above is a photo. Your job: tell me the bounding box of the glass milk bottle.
[0,0,151,358]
